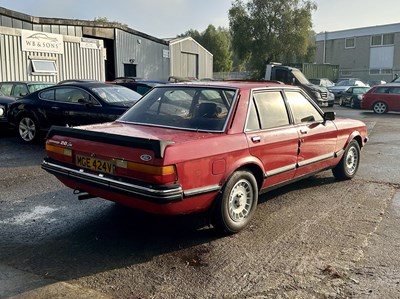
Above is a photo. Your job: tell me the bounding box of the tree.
[229,0,317,77]
[179,26,233,73]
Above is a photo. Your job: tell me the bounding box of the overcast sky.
[1,0,399,37]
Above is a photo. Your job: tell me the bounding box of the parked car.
[7,82,141,142]
[361,83,400,114]
[367,80,386,87]
[0,92,16,128]
[109,80,167,95]
[0,81,55,99]
[41,81,368,234]
[339,86,371,108]
[58,79,101,84]
[328,79,368,99]
[308,78,335,88]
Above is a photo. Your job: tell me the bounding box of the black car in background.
[0,81,55,99]
[0,92,16,128]
[338,86,371,108]
[7,82,141,143]
[110,79,167,95]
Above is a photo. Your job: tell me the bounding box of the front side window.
[118,86,236,132]
[12,84,29,97]
[285,91,323,124]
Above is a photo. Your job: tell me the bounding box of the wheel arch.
[223,158,264,192]
[345,132,364,150]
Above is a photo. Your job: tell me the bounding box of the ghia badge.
[140,154,152,162]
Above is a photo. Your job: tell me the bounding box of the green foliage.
[93,17,128,28]
[229,0,317,77]
[179,26,233,72]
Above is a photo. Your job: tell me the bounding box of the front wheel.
[373,101,387,114]
[332,140,360,180]
[212,170,258,234]
[18,115,40,143]
[350,98,355,109]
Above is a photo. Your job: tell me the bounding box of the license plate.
[76,155,114,174]
[320,102,328,107]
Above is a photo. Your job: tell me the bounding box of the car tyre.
[373,101,387,114]
[212,170,258,234]
[332,140,360,180]
[350,98,355,109]
[18,114,40,143]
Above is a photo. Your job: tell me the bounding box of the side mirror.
[324,111,336,121]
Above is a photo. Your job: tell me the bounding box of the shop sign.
[21,30,64,54]
[80,37,101,49]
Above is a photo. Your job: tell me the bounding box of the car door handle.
[251,136,261,142]
[300,129,308,134]
[50,106,60,110]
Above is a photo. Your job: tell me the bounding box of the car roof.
[53,82,118,88]
[171,80,286,90]
[0,81,54,84]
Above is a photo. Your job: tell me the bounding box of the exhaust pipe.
[74,189,95,201]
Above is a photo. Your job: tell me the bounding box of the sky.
[1,0,399,37]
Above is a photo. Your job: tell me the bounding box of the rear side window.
[389,87,400,94]
[12,84,29,97]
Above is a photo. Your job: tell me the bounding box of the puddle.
[0,206,57,225]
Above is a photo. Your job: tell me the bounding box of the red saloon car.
[361,83,400,114]
[41,82,368,234]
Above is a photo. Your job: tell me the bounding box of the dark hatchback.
[7,82,141,143]
[339,86,371,108]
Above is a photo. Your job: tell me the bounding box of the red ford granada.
[41,81,368,234]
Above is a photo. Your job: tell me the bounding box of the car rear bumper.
[41,159,184,203]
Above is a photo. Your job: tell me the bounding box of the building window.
[124,64,137,77]
[345,38,355,49]
[371,33,394,46]
[383,34,395,45]
[31,59,57,74]
[369,69,392,75]
[340,70,353,76]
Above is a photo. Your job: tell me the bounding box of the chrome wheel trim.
[228,178,254,222]
[373,102,386,114]
[345,146,358,175]
[19,117,36,142]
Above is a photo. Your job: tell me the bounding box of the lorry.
[264,63,334,107]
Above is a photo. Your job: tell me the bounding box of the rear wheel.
[18,115,40,143]
[373,101,387,114]
[332,140,360,180]
[212,170,258,234]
